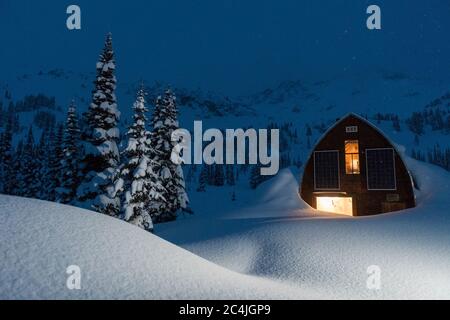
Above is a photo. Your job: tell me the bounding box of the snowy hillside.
[0,195,307,300]
[2,156,450,299]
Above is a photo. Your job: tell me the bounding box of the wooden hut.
[300,113,415,216]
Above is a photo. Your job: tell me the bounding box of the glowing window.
[316,197,353,216]
[345,140,360,174]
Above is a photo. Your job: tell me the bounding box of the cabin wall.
[300,115,415,216]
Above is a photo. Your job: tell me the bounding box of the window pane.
[345,140,359,153]
[366,149,396,190]
[345,154,360,174]
[345,154,353,174]
[352,154,360,174]
[314,151,340,189]
[345,140,360,174]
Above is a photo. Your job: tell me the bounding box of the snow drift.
[1,157,450,299]
[159,159,450,299]
[0,195,309,300]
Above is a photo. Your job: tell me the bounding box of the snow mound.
[225,168,313,220]
[0,195,312,300]
[2,159,450,299]
[159,159,450,299]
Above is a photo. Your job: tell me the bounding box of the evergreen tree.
[36,124,65,201]
[392,116,401,132]
[0,133,3,192]
[408,112,424,136]
[226,164,235,186]
[431,109,444,131]
[150,89,189,222]
[21,126,39,198]
[207,164,215,185]
[12,140,24,196]
[215,164,225,186]
[35,127,51,200]
[414,134,420,146]
[249,164,264,189]
[113,89,165,232]
[0,103,3,128]
[76,33,121,216]
[0,116,13,194]
[446,115,450,134]
[57,103,81,204]
[197,165,208,192]
[186,165,196,185]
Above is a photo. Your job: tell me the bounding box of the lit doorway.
[316,197,353,216]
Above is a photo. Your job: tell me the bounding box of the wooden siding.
[300,114,416,216]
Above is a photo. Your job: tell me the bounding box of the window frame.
[365,147,397,191]
[313,150,341,191]
[344,140,360,175]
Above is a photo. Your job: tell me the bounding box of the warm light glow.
[316,197,353,216]
[345,140,359,153]
[345,140,360,174]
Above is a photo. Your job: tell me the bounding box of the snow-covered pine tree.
[174,163,189,212]
[113,88,165,232]
[0,133,3,192]
[76,33,121,216]
[12,140,24,196]
[35,127,51,200]
[21,126,40,198]
[150,89,189,222]
[57,103,81,204]
[46,123,65,201]
[0,116,13,194]
[144,129,169,221]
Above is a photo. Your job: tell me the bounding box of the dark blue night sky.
[0,0,449,94]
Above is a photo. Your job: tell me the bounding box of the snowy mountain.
[2,68,449,123]
[2,68,449,174]
[1,71,448,126]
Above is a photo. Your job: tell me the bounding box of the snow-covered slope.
[1,155,450,299]
[0,195,311,300]
[158,158,450,299]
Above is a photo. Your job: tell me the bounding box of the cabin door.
[316,197,353,216]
